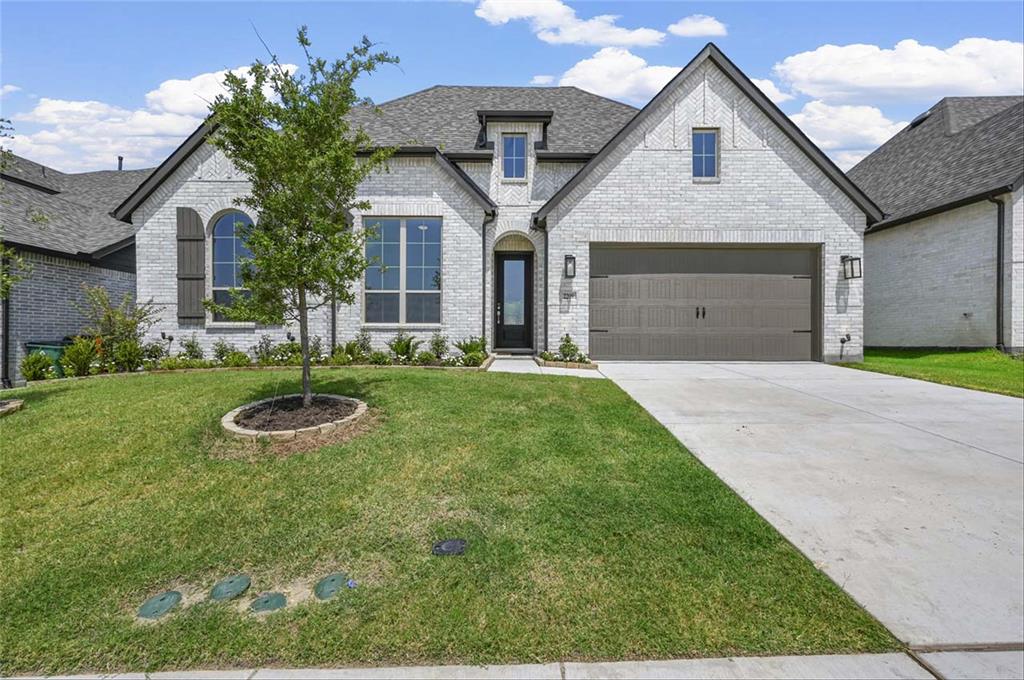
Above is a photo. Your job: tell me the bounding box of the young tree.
[1,119,31,300]
[207,27,398,407]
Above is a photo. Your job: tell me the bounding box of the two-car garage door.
[589,246,820,361]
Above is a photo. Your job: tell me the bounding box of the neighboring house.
[113,43,881,363]
[0,154,148,386]
[849,96,1024,353]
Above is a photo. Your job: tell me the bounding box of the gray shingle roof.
[1,153,152,256]
[355,85,638,153]
[848,96,1024,230]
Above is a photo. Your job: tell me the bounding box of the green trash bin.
[24,341,69,377]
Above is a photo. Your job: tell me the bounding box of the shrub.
[310,335,324,363]
[558,334,581,361]
[368,350,392,366]
[354,330,373,357]
[60,337,97,377]
[340,340,365,362]
[78,285,159,349]
[414,350,437,366]
[222,350,252,367]
[112,338,145,372]
[178,334,204,360]
[21,351,55,381]
[460,351,486,368]
[212,339,237,363]
[387,331,422,363]
[158,356,215,370]
[539,350,556,362]
[329,350,352,366]
[429,332,448,359]
[454,336,486,355]
[271,341,302,365]
[251,335,276,363]
[142,341,166,362]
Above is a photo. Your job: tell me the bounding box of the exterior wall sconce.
[841,255,862,280]
[564,254,576,278]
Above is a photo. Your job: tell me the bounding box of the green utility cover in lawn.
[314,573,348,601]
[138,591,181,619]
[250,592,286,613]
[211,574,251,601]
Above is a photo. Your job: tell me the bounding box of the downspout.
[1,251,11,389]
[330,294,337,351]
[987,192,1003,348]
[481,209,496,344]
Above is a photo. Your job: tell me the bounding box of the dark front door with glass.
[495,253,532,349]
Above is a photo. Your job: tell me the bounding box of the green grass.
[1,369,895,674]
[843,348,1024,398]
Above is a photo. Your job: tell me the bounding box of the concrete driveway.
[600,362,1023,657]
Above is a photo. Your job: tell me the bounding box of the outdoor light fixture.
[287,332,296,342]
[564,254,576,278]
[841,255,862,280]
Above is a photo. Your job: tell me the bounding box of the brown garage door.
[589,246,819,361]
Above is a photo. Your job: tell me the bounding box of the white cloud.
[559,47,679,103]
[475,0,664,47]
[774,38,1024,101]
[789,100,906,169]
[530,75,555,86]
[750,78,793,104]
[1,84,21,98]
[667,14,727,38]
[7,64,296,172]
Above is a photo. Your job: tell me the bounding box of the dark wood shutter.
[176,207,206,324]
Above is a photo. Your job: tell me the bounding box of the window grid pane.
[692,131,718,178]
[212,212,253,317]
[364,218,442,324]
[503,134,527,178]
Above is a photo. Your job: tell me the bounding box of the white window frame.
[208,210,256,327]
[691,127,720,182]
[363,216,443,326]
[501,133,528,181]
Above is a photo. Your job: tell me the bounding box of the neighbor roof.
[1,153,151,257]
[534,43,883,224]
[848,96,1024,231]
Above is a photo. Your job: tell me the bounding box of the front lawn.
[843,348,1023,398]
[1,369,894,674]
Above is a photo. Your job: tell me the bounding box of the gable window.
[502,133,527,179]
[692,129,719,179]
[365,217,442,324]
[211,211,253,321]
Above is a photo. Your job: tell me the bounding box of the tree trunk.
[298,287,312,408]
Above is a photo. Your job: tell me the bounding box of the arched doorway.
[494,232,535,351]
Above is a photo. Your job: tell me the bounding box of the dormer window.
[502,134,527,179]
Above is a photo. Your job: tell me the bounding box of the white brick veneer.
[543,61,867,362]
[865,189,1022,351]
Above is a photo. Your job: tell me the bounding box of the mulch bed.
[235,395,356,431]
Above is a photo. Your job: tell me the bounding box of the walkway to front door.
[495,252,532,350]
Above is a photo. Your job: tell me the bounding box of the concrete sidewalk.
[12,651,994,679]
[488,356,604,379]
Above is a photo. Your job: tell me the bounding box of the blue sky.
[2,1,1022,172]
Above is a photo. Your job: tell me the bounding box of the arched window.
[211,211,253,320]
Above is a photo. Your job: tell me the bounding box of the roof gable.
[849,96,1023,229]
[534,43,883,224]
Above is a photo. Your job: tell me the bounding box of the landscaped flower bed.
[538,333,595,369]
[222,393,367,441]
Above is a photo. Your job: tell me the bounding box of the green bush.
[272,341,303,365]
[368,350,392,366]
[414,350,437,366]
[112,338,145,372]
[251,335,276,363]
[429,332,448,359]
[21,351,55,381]
[539,350,556,362]
[78,285,159,350]
[329,350,352,366]
[142,341,166,362]
[460,351,486,368]
[310,335,324,363]
[339,340,365,362]
[158,356,215,370]
[212,339,237,363]
[554,334,589,363]
[178,334,204,360]
[222,350,251,367]
[354,330,373,357]
[387,331,422,363]
[60,337,97,377]
[455,336,486,355]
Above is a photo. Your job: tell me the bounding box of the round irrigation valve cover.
[250,592,287,613]
[431,538,467,556]
[138,590,182,620]
[211,574,251,601]
[314,573,349,601]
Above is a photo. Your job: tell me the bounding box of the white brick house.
[113,44,883,363]
[849,96,1023,353]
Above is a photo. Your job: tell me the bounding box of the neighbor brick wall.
[1007,187,1023,352]
[2,251,134,385]
[543,61,867,362]
[864,199,1001,348]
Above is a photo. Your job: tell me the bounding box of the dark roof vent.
[909,110,932,128]
[117,155,124,171]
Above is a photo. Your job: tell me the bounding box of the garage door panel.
[589,249,817,361]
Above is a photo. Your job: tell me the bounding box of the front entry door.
[495,253,533,349]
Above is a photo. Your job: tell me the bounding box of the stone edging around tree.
[0,399,25,417]
[221,393,368,441]
[534,358,599,370]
